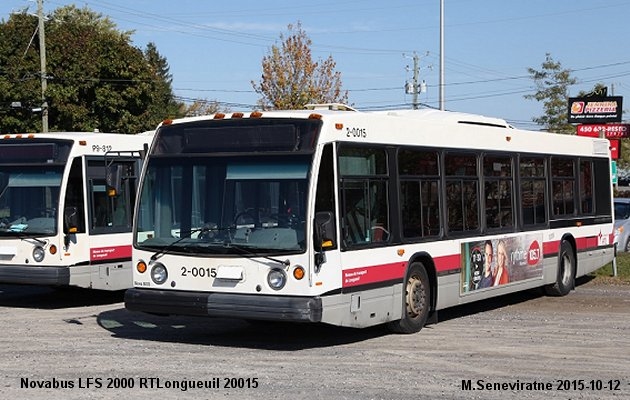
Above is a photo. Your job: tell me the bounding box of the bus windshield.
[136,155,311,255]
[0,167,64,235]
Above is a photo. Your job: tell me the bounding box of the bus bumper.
[0,264,70,286]
[124,288,323,323]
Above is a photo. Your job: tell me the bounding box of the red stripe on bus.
[544,233,613,256]
[90,245,132,262]
[341,254,462,288]
[342,262,406,288]
[341,233,612,288]
[434,254,461,273]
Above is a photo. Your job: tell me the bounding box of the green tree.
[524,53,577,134]
[252,22,348,110]
[0,6,183,133]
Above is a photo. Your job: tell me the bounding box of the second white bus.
[0,131,152,290]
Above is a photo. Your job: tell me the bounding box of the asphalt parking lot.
[0,278,629,400]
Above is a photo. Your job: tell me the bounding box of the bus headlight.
[267,268,287,290]
[32,246,45,263]
[150,263,168,285]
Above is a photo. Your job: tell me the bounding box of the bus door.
[87,156,140,289]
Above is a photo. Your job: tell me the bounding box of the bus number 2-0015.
[346,127,367,138]
[181,267,217,278]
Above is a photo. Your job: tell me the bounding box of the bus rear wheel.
[544,240,575,296]
[387,262,430,334]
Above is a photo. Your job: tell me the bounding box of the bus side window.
[314,144,337,250]
[88,160,135,233]
[338,146,389,247]
[63,157,86,233]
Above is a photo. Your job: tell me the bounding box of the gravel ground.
[0,278,629,400]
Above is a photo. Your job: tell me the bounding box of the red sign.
[576,123,630,138]
[90,245,132,262]
[609,138,621,160]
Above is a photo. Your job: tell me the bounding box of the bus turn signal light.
[293,266,305,280]
[136,261,147,274]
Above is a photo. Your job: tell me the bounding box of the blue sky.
[2,0,630,129]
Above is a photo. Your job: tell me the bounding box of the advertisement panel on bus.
[460,234,544,294]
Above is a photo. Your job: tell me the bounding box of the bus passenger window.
[339,146,390,248]
[483,155,513,231]
[520,157,547,226]
[445,152,479,234]
[398,149,441,238]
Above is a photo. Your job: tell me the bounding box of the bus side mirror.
[63,207,79,234]
[314,211,335,271]
[106,164,123,197]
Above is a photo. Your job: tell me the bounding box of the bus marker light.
[293,266,305,280]
[162,119,173,125]
[49,245,57,255]
[232,112,244,119]
[136,261,147,274]
[213,113,226,119]
[397,249,405,257]
[315,281,323,286]
[79,140,87,146]
[335,123,343,130]
[506,136,512,142]
[250,111,263,118]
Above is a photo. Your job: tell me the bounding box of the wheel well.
[408,252,437,315]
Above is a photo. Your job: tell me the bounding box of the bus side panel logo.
[527,240,541,266]
[90,245,132,262]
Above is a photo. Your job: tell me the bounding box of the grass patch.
[591,251,630,285]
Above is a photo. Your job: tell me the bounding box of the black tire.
[387,262,431,334]
[544,240,576,296]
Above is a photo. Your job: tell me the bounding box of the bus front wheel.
[387,262,430,334]
[544,240,575,297]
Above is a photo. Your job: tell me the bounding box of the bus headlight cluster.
[32,246,45,263]
[267,268,287,290]
[150,262,168,285]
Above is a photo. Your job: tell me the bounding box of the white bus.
[125,106,614,333]
[0,131,153,291]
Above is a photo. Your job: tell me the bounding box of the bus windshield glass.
[135,155,312,255]
[0,166,64,235]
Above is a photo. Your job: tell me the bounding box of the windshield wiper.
[0,231,47,245]
[150,226,209,261]
[223,242,290,266]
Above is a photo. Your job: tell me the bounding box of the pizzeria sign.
[568,96,623,124]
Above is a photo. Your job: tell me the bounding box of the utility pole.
[407,53,420,110]
[37,0,48,132]
[404,52,428,110]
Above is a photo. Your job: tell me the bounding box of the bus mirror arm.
[314,211,335,272]
[106,164,123,196]
[63,207,79,248]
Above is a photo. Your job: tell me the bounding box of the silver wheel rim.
[406,274,426,317]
